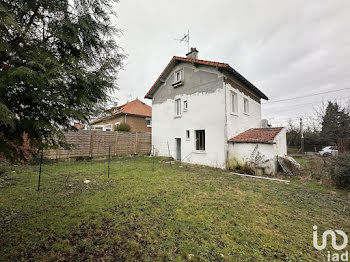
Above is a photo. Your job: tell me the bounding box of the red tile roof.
[228,127,283,144]
[114,99,152,117]
[92,99,151,124]
[144,56,268,100]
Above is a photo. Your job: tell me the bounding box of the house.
[145,48,286,174]
[90,99,152,132]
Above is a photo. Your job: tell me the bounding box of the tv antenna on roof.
[175,30,190,53]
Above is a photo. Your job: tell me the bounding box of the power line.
[262,97,350,113]
[262,87,350,104]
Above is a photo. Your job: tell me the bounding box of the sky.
[111,0,350,127]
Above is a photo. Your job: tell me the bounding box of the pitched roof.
[91,99,151,124]
[114,99,152,117]
[228,127,283,144]
[144,56,268,100]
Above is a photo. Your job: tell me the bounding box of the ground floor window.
[195,130,205,150]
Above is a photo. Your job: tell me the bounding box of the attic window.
[175,69,183,82]
[172,69,184,87]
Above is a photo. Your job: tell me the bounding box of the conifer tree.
[0,0,124,160]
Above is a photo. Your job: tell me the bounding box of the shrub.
[330,153,350,190]
[115,123,131,132]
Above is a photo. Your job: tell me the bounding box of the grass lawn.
[0,157,349,261]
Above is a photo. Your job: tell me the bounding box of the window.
[115,122,120,129]
[92,125,103,131]
[175,69,183,82]
[195,130,205,151]
[231,92,238,114]
[183,100,188,111]
[186,130,190,140]
[146,117,152,127]
[244,98,249,114]
[175,99,181,116]
[104,124,112,131]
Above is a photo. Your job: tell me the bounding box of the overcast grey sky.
[112,0,350,127]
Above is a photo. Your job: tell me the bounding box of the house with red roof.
[145,48,286,174]
[90,99,152,133]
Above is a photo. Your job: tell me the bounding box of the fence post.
[37,148,43,191]
[135,132,138,155]
[152,145,155,171]
[114,132,118,156]
[89,131,94,158]
[108,145,111,178]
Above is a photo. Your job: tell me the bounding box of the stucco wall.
[224,80,262,140]
[227,128,287,175]
[151,64,227,168]
[273,128,287,156]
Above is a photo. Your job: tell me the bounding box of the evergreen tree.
[321,102,350,144]
[0,0,124,160]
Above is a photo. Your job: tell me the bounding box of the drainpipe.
[223,77,228,169]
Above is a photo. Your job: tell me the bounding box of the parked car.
[319,146,338,156]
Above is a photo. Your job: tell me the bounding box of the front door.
[176,138,181,161]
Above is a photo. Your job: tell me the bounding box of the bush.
[330,153,350,189]
[115,123,131,132]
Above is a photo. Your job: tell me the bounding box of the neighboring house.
[90,99,152,133]
[73,123,85,130]
[145,48,286,174]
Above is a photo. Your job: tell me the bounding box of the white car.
[319,146,338,157]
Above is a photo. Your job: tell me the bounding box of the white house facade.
[145,48,286,173]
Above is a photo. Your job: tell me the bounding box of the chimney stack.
[186,47,198,59]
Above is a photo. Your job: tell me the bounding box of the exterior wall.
[152,63,227,168]
[227,128,287,175]
[91,115,151,133]
[273,128,287,156]
[224,79,262,140]
[228,143,276,175]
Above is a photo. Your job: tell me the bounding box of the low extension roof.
[91,99,151,124]
[228,127,283,144]
[144,56,268,100]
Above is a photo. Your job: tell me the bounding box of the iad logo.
[313,225,349,261]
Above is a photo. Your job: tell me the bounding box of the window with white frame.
[146,117,152,127]
[104,124,112,131]
[183,100,188,111]
[231,91,238,114]
[243,98,249,114]
[92,125,103,131]
[186,130,190,140]
[115,122,120,129]
[175,99,181,116]
[195,130,205,151]
[174,69,183,82]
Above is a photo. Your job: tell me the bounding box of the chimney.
[186,47,198,59]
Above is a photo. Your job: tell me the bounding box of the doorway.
[175,138,181,161]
